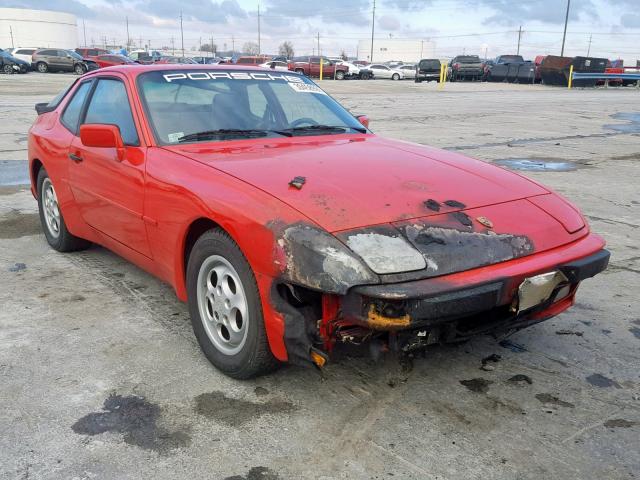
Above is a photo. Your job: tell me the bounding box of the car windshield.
[138,69,367,144]
[69,51,83,60]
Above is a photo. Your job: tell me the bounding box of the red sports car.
[29,65,609,378]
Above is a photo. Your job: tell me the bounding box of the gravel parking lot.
[1,72,639,480]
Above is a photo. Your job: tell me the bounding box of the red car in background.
[28,65,608,378]
[92,54,136,68]
[288,56,349,79]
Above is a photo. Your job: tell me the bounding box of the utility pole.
[83,19,87,46]
[126,16,130,48]
[516,25,522,55]
[370,0,376,62]
[231,35,235,54]
[257,1,261,55]
[210,34,214,57]
[317,32,320,57]
[171,36,175,55]
[586,33,592,56]
[180,11,184,57]
[560,0,570,57]
[9,25,14,48]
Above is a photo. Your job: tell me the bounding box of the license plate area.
[517,271,568,313]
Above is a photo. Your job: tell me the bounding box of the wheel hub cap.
[197,255,249,355]
[42,178,60,238]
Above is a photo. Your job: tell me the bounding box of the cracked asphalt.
[1,73,639,480]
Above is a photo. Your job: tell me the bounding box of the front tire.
[37,168,90,252]
[3,64,14,74]
[74,63,86,75]
[392,73,400,81]
[335,70,345,80]
[187,229,278,379]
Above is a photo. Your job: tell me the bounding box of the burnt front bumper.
[342,249,610,341]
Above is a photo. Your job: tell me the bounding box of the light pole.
[370,0,376,62]
[560,0,570,57]
[180,11,184,57]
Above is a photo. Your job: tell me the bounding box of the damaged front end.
[267,203,609,368]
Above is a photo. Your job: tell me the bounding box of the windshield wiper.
[275,125,367,136]
[177,129,283,142]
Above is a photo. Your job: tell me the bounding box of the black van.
[415,59,442,83]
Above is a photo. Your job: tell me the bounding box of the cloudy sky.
[2,0,640,61]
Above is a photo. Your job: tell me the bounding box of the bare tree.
[340,49,348,61]
[201,43,218,54]
[278,41,295,59]
[243,42,260,55]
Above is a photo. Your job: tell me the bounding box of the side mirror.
[355,115,369,129]
[80,124,125,161]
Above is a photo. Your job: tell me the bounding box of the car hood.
[164,135,551,232]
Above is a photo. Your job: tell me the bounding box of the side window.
[61,81,92,134]
[84,79,139,146]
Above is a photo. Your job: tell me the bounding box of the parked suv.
[288,56,349,79]
[8,47,38,66]
[415,59,442,82]
[32,49,93,74]
[1,50,29,74]
[448,55,483,81]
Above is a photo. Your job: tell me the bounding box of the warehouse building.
[356,38,436,63]
[0,8,77,49]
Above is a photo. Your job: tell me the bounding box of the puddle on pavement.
[0,210,40,239]
[72,393,190,454]
[604,112,640,133]
[0,160,29,186]
[494,158,579,172]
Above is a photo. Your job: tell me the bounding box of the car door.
[56,50,72,71]
[67,75,152,257]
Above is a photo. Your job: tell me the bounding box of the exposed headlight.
[278,223,379,294]
[337,227,427,275]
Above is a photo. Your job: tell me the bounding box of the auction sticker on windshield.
[288,82,327,95]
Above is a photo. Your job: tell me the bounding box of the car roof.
[81,63,303,80]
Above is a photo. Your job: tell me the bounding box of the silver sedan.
[368,64,405,80]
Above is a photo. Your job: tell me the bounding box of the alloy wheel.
[196,255,249,356]
[42,178,61,238]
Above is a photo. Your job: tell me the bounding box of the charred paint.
[444,200,466,209]
[423,199,441,212]
[273,222,378,295]
[401,223,534,278]
[451,211,473,228]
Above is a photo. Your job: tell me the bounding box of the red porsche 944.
[29,65,609,378]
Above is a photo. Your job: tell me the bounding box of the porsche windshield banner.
[162,72,305,83]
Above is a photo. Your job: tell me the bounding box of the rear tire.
[36,62,48,73]
[37,168,90,252]
[295,68,305,75]
[3,64,13,74]
[187,229,279,379]
[392,73,400,81]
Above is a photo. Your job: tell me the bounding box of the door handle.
[68,153,83,163]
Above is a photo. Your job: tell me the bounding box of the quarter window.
[61,81,92,134]
[84,79,139,146]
